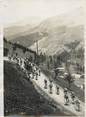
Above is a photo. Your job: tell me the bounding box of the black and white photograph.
[3,0,85,116]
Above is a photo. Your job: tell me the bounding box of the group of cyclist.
[8,54,81,112]
[44,79,81,112]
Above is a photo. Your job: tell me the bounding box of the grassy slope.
[4,61,67,116]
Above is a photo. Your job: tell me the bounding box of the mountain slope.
[4,24,36,41]
[30,25,84,55]
[10,32,47,47]
[35,7,83,33]
[29,8,84,55]
[4,17,43,41]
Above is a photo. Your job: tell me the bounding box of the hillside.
[4,61,66,116]
[10,32,47,47]
[4,17,43,41]
[29,8,84,55]
[30,25,84,55]
[4,8,84,51]
[4,24,36,41]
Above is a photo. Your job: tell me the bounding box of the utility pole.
[35,40,38,55]
[35,40,39,65]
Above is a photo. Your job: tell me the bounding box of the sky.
[0,0,84,27]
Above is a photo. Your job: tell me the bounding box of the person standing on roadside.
[75,98,80,111]
[64,88,69,105]
[39,68,41,76]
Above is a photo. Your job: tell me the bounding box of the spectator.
[39,68,41,76]
[75,99,80,111]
